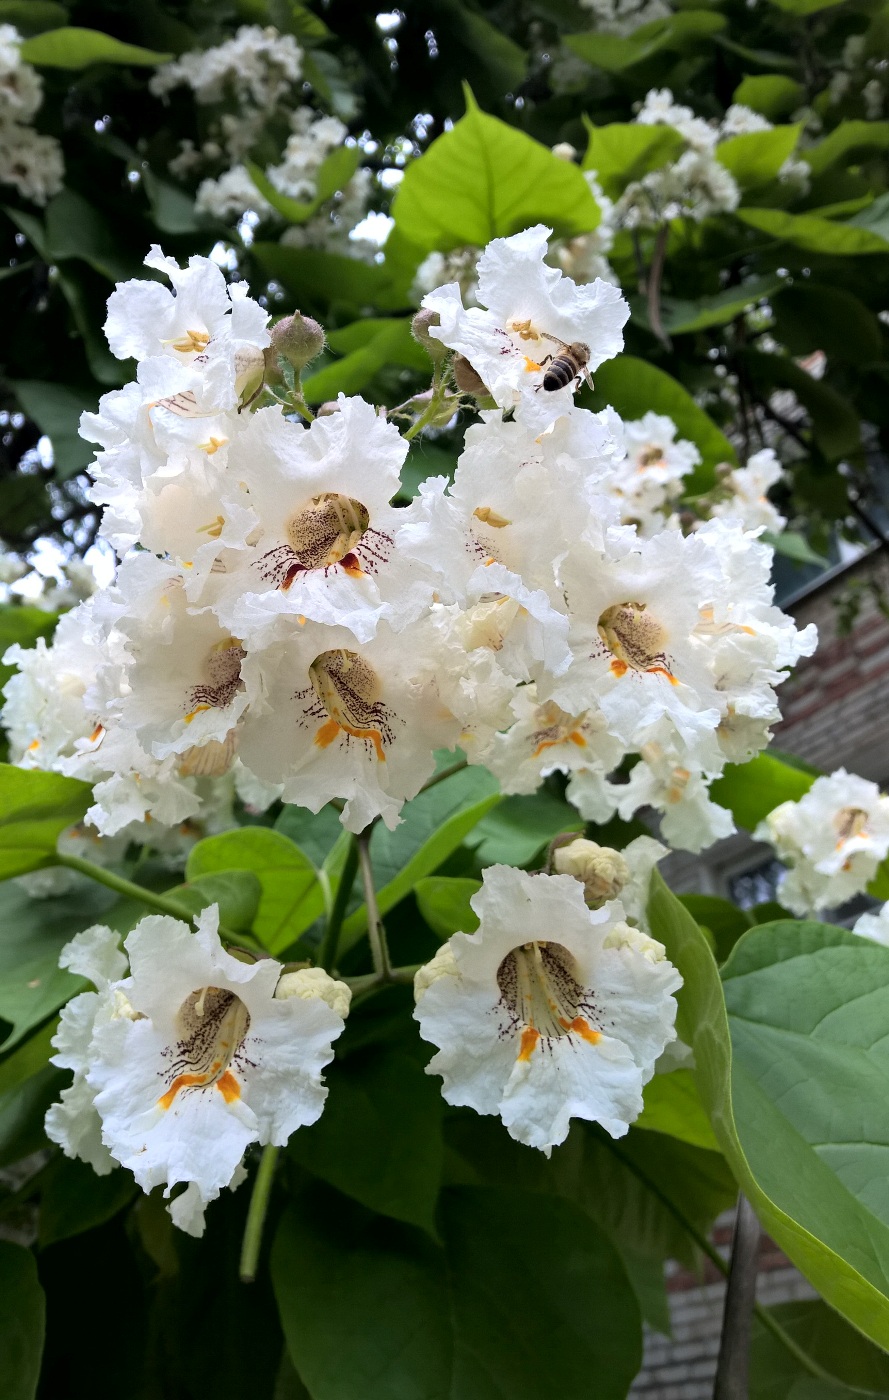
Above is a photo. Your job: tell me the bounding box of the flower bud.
[315,400,341,417]
[453,353,488,397]
[411,307,448,364]
[275,965,352,1018]
[552,142,578,162]
[603,920,667,964]
[266,311,326,375]
[414,942,459,1000]
[553,838,630,906]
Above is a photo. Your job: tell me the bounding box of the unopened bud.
[266,311,326,374]
[552,142,578,162]
[315,400,341,417]
[235,344,265,409]
[276,965,351,1018]
[603,921,666,963]
[411,307,448,364]
[553,838,629,906]
[414,942,459,1000]
[453,353,488,397]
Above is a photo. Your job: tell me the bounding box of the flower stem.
[604,1139,836,1386]
[357,829,391,979]
[713,1193,761,1400]
[239,1144,280,1284]
[55,853,244,946]
[403,378,450,442]
[419,757,468,794]
[317,835,359,973]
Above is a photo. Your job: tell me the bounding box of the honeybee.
[538,334,593,394]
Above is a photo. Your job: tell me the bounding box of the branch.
[317,835,359,973]
[55,852,246,946]
[646,224,672,351]
[357,828,391,980]
[239,1144,280,1283]
[713,1193,761,1400]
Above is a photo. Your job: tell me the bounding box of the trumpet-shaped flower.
[423,225,628,430]
[414,865,681,1152]
[49,906,349,1231]
[756,769,889,914]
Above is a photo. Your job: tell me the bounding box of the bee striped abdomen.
[543,356,577,391]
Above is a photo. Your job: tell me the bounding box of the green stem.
[604,1138,837,1387]
[345,963,420,999]
[403,381,449,442]
[419,757,467,794]
[317,836,359,973]
[357,830,391,979]
[55,853,246,946]
[239,1144,280,1284]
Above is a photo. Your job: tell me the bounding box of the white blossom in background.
[577,0,672,35]
[423,224,629,431]
[852,905,889,947]
[414,865,681,1152]
[0,25,64,204]
[756,770,889,915]
[710,447,787,535]
[150,26,302,115]
[607,411,700,534]
[46,906,350,1234]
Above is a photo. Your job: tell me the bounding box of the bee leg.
[538,353,554,367]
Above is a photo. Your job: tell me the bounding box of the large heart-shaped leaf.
[186,828,322,954]
[0,764,92,880]
[648,874,889,1350]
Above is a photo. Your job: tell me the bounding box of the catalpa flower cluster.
[3,226,815,853]
[9,225,819,1228]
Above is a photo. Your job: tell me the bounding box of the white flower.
[68,906,348,1228]
[577,0,671,37]
[481,683,623,796]
[150,25,302,111]
[213,397,429,645]
[608,412,700,533]
[757,769,889,915]
[422,224,629,431]
[103,246,269,367]
[414,865,682,1152]
[720,104,772,139]
[852,905,889,947]
[237,615,464,832]
[0,122,64,205]
[710,448,786,534]
[588,744,736,853]
[636,89,717,152]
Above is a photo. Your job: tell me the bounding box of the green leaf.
[736,206,889,256]
[288,1048,443,1232]
[772,284,883,365]
[660,274,782,335]
[0,3,67,36]
[20,27,171,67]
[251,243,411,314]
[466,789,581,867]
[804,122,889,176]
[679,893,753,963]
[414,876,480,941]
[272,1185,642,1400]
[441,1187,642,1399]
[0,604,57,692]
[0,1242,44,1400]
[0,1019,57,1098]
[589,355,736,487]
[717,125,802,190]
[724,922,889,1345]
[648,875,889,1350]
[339,766,500,954]
[44,188,137,283]
[0,763,92,880]
[709,751,814,830]
[168,870,262,934]
[636,1068,721,1151]
[732,75,805,120]
[38,1155,137,1247]
[582,120,685,199]
[391,88,601,257]
[141,168,202,235]
[186,828,322,954]
[303,318,427,403]
[0,883,113,1049]
[763,529,830,568]
[565,11,726,72]
[11,380,96,479]
[0,1067,63,1166]
[751,1298,889,1398]
[764,0,850,14]
[275,802,343,871]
